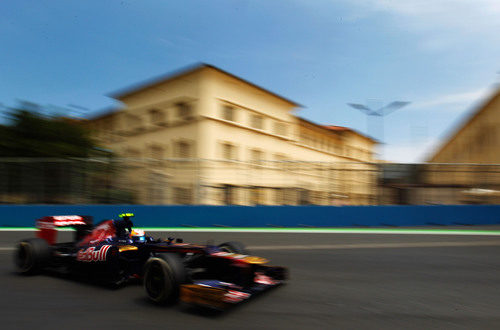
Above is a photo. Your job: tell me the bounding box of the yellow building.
[425,88,500,204]
[90,64,377,205]
[429,88,500,163]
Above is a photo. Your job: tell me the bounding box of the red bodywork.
[36,215,88,245]
[77,220,116,247]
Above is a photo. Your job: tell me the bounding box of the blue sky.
[1,0,499,162]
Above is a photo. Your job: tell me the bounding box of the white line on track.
[248,241,500,250]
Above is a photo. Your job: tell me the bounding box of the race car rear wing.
[36,215,93,245]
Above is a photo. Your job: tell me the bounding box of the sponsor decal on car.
[77,245,111,262]
[53,215,83,221]
[211,251,268,264]
[211,252,248,259]
[223,290,250,303]
[36,215,86,229]
[254,273,277,285]
[54,219,86,226]
[211,251,233,257]
[231,254,248,259]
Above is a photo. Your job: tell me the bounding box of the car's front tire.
[14,238,51,275]
[143,253,186,304]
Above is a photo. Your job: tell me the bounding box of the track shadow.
[131,284,285,319]
[9,268,143,291]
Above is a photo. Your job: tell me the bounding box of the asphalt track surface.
[3,229,500,329]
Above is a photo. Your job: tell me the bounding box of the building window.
[175,140,192,158]
[250,114,264,130]
[251,149,263,163]
[222,105,235,121]
[223,184,236,205]
[176,102,192,120]
[149,145,164,159]
[273,122,287,136]
[250,187,264,205]
[283,188,296,205]
[148,173,165,204]
[221,142,237,160]
[173,187,192,204]
[125,114,143,132]
[149,109,165,124]
[274,188,284,205]
[298,189,310,205]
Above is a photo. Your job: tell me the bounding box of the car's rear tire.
[218,241,248,254]
[143,253,186,304]
[14,238,51,275]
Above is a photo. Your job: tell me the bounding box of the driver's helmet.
[130,229,146,243]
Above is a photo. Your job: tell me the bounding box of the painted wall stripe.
[249,241,500,250]
[2,204,500,228]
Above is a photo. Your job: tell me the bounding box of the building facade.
[89,64,377,205]
[423,88,500,204]
[429,88,500,164]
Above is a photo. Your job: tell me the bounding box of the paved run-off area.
[2,228,500,329]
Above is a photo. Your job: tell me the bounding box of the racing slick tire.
[143,253,187,304]
[14,238,51,275]
[218,241,248,254]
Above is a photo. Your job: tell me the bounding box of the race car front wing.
[180,266,287,310]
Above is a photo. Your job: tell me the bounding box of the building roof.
[427,87,500,162]
[322,125,350,132]
[87,106,122,121]
[323,124,377,143]
[298,117,377,143]
[108,63,302,107]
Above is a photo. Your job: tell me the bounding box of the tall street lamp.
[347,101,410,160]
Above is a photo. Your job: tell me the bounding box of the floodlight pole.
[347,101,410,205]
[347,101,410,161]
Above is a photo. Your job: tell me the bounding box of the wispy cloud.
[345,0,500,52]
[413,87,496,110]
[353,0,500,31]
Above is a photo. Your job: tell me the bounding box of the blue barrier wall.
[1,205,500,227]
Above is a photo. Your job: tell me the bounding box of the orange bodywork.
[180,284,229,310]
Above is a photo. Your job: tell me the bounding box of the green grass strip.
[2,227,500,235]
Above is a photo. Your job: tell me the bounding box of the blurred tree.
[0,101,97,157]
[0,101,134,204]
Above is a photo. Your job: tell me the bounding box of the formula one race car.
[14,213,287,310]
